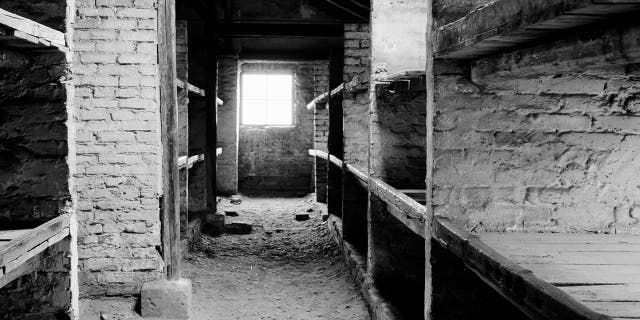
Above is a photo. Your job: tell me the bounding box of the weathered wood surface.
[369,178,427,237]
[379,70,425,82]
[433,0,640,59]
[308,149,329,161]
[0,8,66,51]
[345,163,368,189]
[306,83,344,110]
[0,214,71,288]
[178,154,205,170]
[158,0,181,280]
[433,216,618,320]
[398,189,426,205]
[481,232,640,319]
[176,79,224,105]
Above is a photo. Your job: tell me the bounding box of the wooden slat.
[345,163,368,188]
[0,214,70,267]
[176,79,223,105]
[178,154,205,170]
[0,8,65,49]
[309,149,329,161]
[0,230,31,241]
[369,177,426,237]
[306,83,344,110]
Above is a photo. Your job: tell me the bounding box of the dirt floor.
[81,194,369,320]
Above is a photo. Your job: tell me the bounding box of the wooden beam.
[204,6,218,218]
[176,79,223,104]
[321,0,368,21]
[368,177,427,237]
[306,83,344,110]
[0,8,66,49]
[158,0,181,280]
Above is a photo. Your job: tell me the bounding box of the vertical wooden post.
[158,0,181,280]
[424,0,434,318]
[327,47,344,218]
[205,9,218,217]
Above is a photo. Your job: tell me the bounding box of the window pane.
[267,75,293,100]
[267,100,293,125]
[242,100,267,125]
[242,74,267,99]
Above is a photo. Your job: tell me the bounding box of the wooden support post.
[158,0,181,280]
[205,8,218,217]
[425,1,435,318]
[327,47,344,218]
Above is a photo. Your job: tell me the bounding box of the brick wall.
[0,50,71,227]
[217,56,239,195]
[370,84,426,189]
[74,0,163,297]
[343,23,370,172]
[0,47,73,319]
[313,62,329,202]
[238,63,315,193]
[433,22,640,234]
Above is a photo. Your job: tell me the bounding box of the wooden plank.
[433,217,610,320]
[0,230,31,241]
[158,0,181,280]
[499,251,640,265]
[369,177,426,237]
[309,149,329,161]
[0,214,70,267]
[584,302,640,318]
[178,154,205,170]
[4,227,69,274]
[176,79,223,105]
[0,8,65,48]
[345,163,368,188]
[560,284,640,302]
[481,233,640,245]
[380,70,425,82]
[306,83,344,110]
[204,3,219,220]
[329,154,343,168]
[522,264,640,285]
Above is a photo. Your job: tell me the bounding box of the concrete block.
[140,278,192,319]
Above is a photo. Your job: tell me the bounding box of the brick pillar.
[342,23,370,254]
[74,0,163,296]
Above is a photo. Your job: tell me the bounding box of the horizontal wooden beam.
[307,83,344,110]
[176,79,223,104]
[432,217,611,320]
[369,177,426,237]
[216,22,345,38]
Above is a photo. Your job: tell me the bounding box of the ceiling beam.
[216,22,344,38]
[322,0,368,21]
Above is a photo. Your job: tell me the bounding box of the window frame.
[239,71,295,127]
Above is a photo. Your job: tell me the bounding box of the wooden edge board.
[0,227,70,289]
[306,83,344,110]
[433,217,612,320]
[369,177,426,238]
[0,8,65,48]
[308,149,329,161]
[345,164,369,187]
[379,69,426,82]
[0,214,70,267]
[329,154,343,168]
[178,154,205,169]
[176,79,223,105]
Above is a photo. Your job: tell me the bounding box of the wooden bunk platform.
[0,214,71,288]
[480,232,640,319]
[0,8,66,52]
[309,149,638,319]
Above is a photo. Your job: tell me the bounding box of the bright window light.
[241,73,293,126]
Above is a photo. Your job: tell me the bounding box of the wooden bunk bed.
[0,214,71,288]
[309,148,639,319]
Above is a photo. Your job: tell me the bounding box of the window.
[241,73,294,126]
